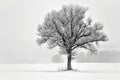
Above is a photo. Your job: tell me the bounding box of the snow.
[0,63,120,80]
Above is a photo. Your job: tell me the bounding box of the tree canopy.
[37,5,108,54]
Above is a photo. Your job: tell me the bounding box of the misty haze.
[0,0,120,80]
[0,0,120,64]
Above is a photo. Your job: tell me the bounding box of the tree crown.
[36,5,108,54]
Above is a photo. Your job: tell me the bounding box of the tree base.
[67,68,72,70]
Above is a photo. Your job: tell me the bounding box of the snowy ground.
[0,63,120,80]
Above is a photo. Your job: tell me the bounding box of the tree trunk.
[67,51,72,70]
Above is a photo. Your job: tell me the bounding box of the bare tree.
[36,5,108,70]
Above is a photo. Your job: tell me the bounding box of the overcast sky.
[0,0,120,63]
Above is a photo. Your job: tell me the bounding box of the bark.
[67,51,72,70]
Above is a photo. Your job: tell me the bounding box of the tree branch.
[71,23,87,47]
[71,39,100,50]
[52,19,66,47]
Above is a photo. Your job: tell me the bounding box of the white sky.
[0,0,120,63]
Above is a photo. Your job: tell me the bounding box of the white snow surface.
[0,63,120,80]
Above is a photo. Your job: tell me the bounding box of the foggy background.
[0,0,120,63]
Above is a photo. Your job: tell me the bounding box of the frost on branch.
[36,5,108,55]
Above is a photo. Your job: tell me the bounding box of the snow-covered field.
[0,63,120,80]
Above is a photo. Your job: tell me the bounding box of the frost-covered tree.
[36,5,108,70]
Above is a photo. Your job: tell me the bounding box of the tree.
[51,54,63,63]
[36,5,108,70]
